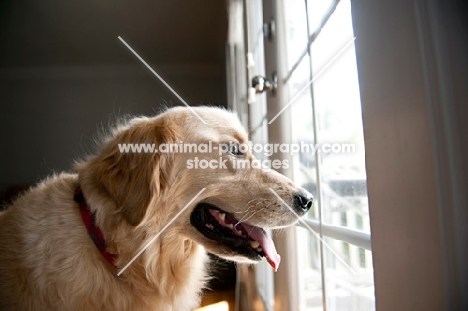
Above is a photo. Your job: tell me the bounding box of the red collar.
[74,187,116,268]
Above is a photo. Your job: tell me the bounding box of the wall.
[0,0,227,190]
[351,0,468,309]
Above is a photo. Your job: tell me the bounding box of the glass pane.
[296,226,323,311]
[324,237,375,311]
[283,0,375,309]
[307,0,335,33]
[289,55,319,220]
[308,0,375,309]
[283,0,309,71]
[310,0,369,233]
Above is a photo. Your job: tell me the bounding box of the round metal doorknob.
[252,73,277,95]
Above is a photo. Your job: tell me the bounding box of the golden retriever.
[0,106,313,311]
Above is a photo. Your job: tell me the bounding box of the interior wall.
[351,0,468,309]
[0,0,227,191]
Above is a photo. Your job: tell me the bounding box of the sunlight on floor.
[194,301,229,311]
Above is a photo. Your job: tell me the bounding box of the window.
[231,0,374,310]
[283,0,374,310]
[233,0,468,309]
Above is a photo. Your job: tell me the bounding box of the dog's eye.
[229,143,244,156]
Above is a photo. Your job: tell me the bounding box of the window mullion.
[303,0,328,309]
[301,219,372,250]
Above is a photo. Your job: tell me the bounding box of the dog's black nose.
[293,190,313,214]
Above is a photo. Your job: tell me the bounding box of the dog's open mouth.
[190,203,281,271]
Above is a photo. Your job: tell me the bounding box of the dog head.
[78,106,313,271]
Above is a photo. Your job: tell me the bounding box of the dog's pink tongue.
[240,224,281,271]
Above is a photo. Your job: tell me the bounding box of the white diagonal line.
[117,188,206,276]
[268,37,356,125]
[118,36,207,125]
[268,188,357,275]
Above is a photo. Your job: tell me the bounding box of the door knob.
[252,73,277,95]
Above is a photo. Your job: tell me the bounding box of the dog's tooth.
[236,230,243,235]
[250,241,260,248]
[226,224,234,229]
[219,213,226,221]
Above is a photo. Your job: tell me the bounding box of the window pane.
[324,237,375,311]
[288,55,319,220]
[308,0,375,309]
[284,0,309,71]
[306,0,335,33]
[297,226,324,311]
[310,0,369,233]
[282,0,375,309]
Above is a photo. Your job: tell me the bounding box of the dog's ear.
[86,119,179,226]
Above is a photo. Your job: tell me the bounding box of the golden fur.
[0,107,308,310]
